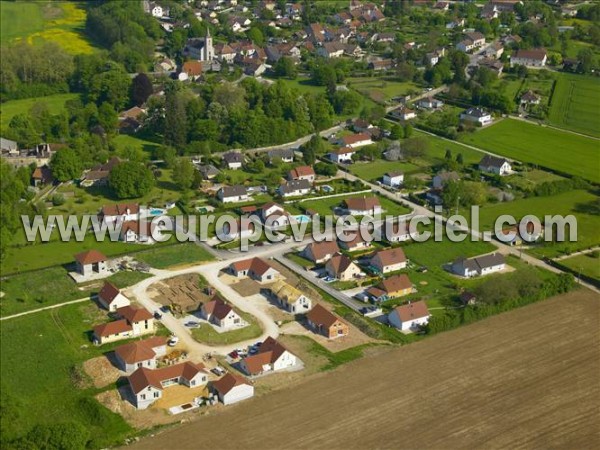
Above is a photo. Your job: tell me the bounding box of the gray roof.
[198,164,220,178]
[223,152,243,164]
[220,185,247,198]
[268,148,294,160]
[1,137,18,152]
[479,155,509,169]
[278,179,311,194]
[463,107,489,118]
[455,253,505,271]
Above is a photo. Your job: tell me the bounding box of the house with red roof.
[288,165,315,183]
[98,281,131,312]
[239,337,299,376]
[336,133,374,149]
[388,300,430,331]
[114,336,167,373]
[210,373,254,405]
[228,257,279,283]
[74,250,108,278]
[93,305,155,345]
[200,296,246,330]
[306,304,349,339]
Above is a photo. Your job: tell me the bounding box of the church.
[183,28,215,61]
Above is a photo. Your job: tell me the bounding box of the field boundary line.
[0,297,90,321]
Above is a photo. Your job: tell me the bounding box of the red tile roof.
[74,249,107,265]
[211,373,251,395]
[242,337,290,375]
[116,306,153,323]
[115,336,166,364]
[393,300,430,322]
[99,282,121,303]
[94,319,132,337]
[307,304,345,329]
[128,361,206,394]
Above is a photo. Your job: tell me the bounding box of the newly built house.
[388,300,430,331]
[306,304,349,339]
[240,337,299,376]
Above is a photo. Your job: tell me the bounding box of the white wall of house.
[131,319,154,335]
[382,174,404,188]
[219,384,254,405]
[99,292,130,312]
[273,351,297,371]
[388,310,430,331]
[135,386,162,409]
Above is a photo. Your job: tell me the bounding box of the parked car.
[211,366,226,376]
[168,336,179,347]
[154,311,163,319]
[323,276,335,283]
[228,351,239,359]
[185,321,200,328]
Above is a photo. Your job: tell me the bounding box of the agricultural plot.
[459,119,600,183]
[346,77,420,104]
[548,73,600,138]
[556,253,600,281]
[0,1,94,53]
[0,93,79,130]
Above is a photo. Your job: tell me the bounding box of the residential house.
[338,231,372,252]
[459,291,478,306]
[93,306,154,345]
[520,90,541,106]
[417,97,444,109]
[256,202,290,229]
[180,61,203,81]
[114,336,167,373]
[318,42,345,58]
[499,222,543,246]
[478,155,511,175]
[74,250,108,278]
[369,247,408,274]
[214,43,237,63]
[128,362,208,409]
[268,280,312,313]
[511,48,547,67]
[382,171,404,188]
[218,218,257,240]
[485,42,505,59]
[388,300,430,331]
[81,157,121,187]
[228,257,279,283]
[197,164,220,180]
[456,32,486,52]
[98,282,131,312]
[432,170,460,189]
[479,58,504,76]
[368,59,394,71]
[240,337,298,376]
[367,274,414,302]
[328,147,356,164]
[217,185,249,203]
[389,106,417,121]
[343,196,382,216]
[306,304,349,339]
[325,254,362,281]
[375,32,395,43]
[451,253,506,278]
[460,107,492,125]
[201,296,246,329]
[277,179,311,197]
[116,306,155,335]
[352,119,373,133]
[211,373,254,405]
[301,241,340,264]
[99,203,140,224]
[222,151,244,169]
[120,220,156,244]
[0,137,18,155]
[378,221,419,243]
[268,148,294,164]
[288,165,315,182]
[337,133,374,149]
[31,166,53,187]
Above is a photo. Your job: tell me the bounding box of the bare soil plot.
[128,288,600,450]
[147,274,211,314]
[82,356,120,388]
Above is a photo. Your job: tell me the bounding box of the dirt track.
[126,289,600,450]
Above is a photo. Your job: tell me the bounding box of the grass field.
[548,73,600,138]
[0,1,94,54]
[191,311,262,345]
[0,93,79,130]
[0,303,143,447]
[347,77,420,104]
[135,243,214,269]
[459,119,600,183]
[128,289,600,450]
[0,268,150,317]
[557,253,600,281]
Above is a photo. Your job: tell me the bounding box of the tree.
[403,137,429,159]
[109,161,155,198]
[273,57,298,79]
[19,421,90,450]
[172,157,196,190]
[50,148,82,182]
[311,64,337,86]
[314,161,337,176]
[302,134,323,164]
[404,123,413,138]
[88,62,132,110]
[130,73,153,106]
[577,48,594,73]
[164,89,188,149]
[390,124,404,140]
[445,149,452,160]
[6,114,39,148]
[456,153,464,165]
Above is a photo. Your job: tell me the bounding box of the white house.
[369,247,408,274]
[337,133,374,149]
[99,203,140,224]
[460,107,492,126]
[74,250,109,278]
[277,179,311,197]
[511,49,547,68]
[268,280,312,313]
[343,196,382,216]
[417,97,444,109]
[378,221,419,243]
[98,281,131,312]
[328,147,356,164]
[201,296,246,330]
[211,373,254,405]
[456,32,486,52]
[288,165,315,182]
[217,185,249,203]
[217,218,257,241]
[382,171,404,188]
[222,151,244,169]
[451,253,506,278]
[389,106,417,121]
[228,257,279,283]
[478,155,511,175]
[120,220,156,244]
[388,300,430,331]
[114,336,167,373]
[240,337,298,376]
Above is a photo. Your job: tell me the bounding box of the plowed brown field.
[127,289,600,450]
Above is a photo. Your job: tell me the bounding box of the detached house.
[99,203,140,224]
[128,362,209,409]
[417,97,444,109]
[277,179,311,198]
[114,336,167,373]
[306,304,349,339]
[268,280,312,313]
[268,148,294,163]
[211,373,254,405]
[228,257,279,283]
[511,49,547,67]
[338,231,373,252]
[367,274,414,302]
[98,281,131,312]
[451,253,506,278]
[460,107,492,126]
[337,133,374,149]
[93,306,154,345]
[240,337,299,376]
[382,171,404,188]
[378,221,419,243]
[288,165,315,182]
[369,248,408,274]
[217,185,249,203]
[302,241,340,264]
[456,32,486,52]
[478,155,511,175]
[325,253,362,281]
[388,300,430,331]
[389,106,416,121]
[328,147,356,164]
[74,250,108,278]
[222,151,244,169]
[343,196,382,216]
[201,296,246,330]
[120,220,156,244]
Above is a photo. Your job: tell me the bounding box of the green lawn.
[557,253,600,281]
[548,73,600,138]
[191,311,262,345]
[459,119,600,183]
[0,302,152,447]
[347,77,420,104]
[135,243,214,269]
[0,268,151,317]
[350,159,421,181]
[0,1,94,53]
[0,93,79,130]
[112,134,162,158]
[463,189,600,258]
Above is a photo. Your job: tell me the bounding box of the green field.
[0,303,139,447]
[459,119,600,183]
[191,311,262,345]
[135,243,214,269]
[557,252,600,281]
[112,134,162,158]
[0,93,79,130]
[347,77,420,104]
[0,1,94,53]
[0,267,150,318]
[548,73,600,138]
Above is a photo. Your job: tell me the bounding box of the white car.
[168,336,179,347]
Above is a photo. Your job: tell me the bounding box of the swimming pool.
[149,208,166,216]
[294,215,310,223]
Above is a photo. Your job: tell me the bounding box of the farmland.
[128,289,600,450]
[548,73,600,138]
[346,77,420,104]
[0,93,79,130]
[459,119,600,183]
[557,253,600,281]
[0,1,94,54]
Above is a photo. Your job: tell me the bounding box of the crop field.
[129,289,600,450]
[0,93,79,130]
[459,119,600,183]
[0,1,94,54]
[558,253,600,281]
[346,77,419,104]
[548,73,600,138]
